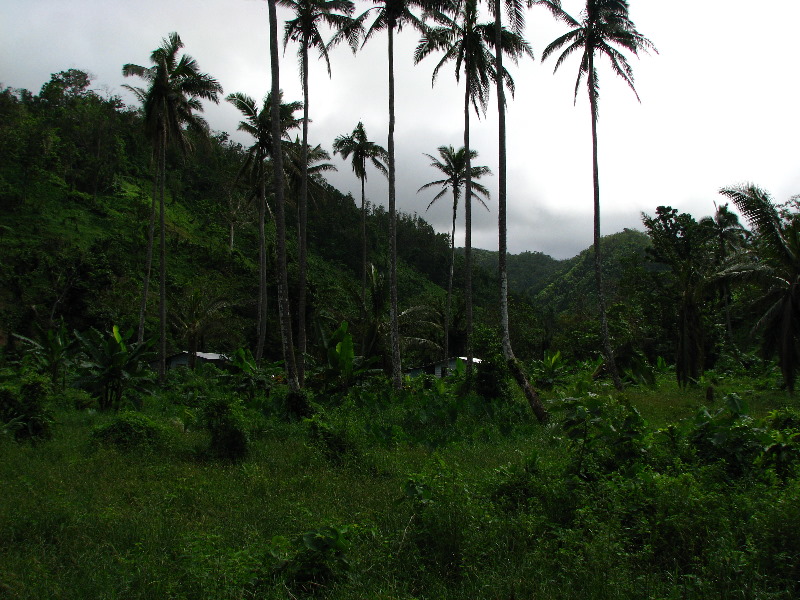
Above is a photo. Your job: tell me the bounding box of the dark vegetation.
[1,64,799,598]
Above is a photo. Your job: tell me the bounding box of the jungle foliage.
[1,65,800,599]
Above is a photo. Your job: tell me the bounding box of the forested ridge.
[2,1,800,596]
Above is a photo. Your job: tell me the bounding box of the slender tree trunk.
[297,45,310,386]
[464,58,474,379]
[588,59,622,390]
[255,165,267,362]
[361,176,369,354]
[269,0,299,391]
[188,332,198,370]
[137,153,159,344]
[388,22,402,388]
[494,0,547,422]
[443,192,456,371]
[158,135,167,384]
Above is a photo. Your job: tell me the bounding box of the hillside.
[467,228,651,315]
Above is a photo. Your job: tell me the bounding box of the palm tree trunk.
[588,59,622,390]
[494,0,547,422]
[269,0,299,391]
[464,57,474,379]
[361,176,369,354]
[443,191,456,371]
[158,134,167,384]
[137,154,159,344]
[387,22,402,389]
[297,45,310,386]
[255,165,267,362]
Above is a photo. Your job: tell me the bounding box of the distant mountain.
[534,229,651,313]
[466,228,651,314]
[470,248,574,299]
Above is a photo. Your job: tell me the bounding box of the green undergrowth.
[1,368,799,599]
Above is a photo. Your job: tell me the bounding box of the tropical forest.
[1,0,798,598]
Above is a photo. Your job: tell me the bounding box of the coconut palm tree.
[268,0,299,391]
[538,0,655,390]
[719,184,800,392]
[359,0,450,388]
[284,138,337,206]
[417,145,490,370]
[415,0,530,375]
[280,0,358,385]
[484,0,549,421]
[122,32,222,381]
[170,289,231,370]
[226,91,302,362]
[332,122,388,317]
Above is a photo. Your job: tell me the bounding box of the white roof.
[185,351,228,361]
[456,356,482,363]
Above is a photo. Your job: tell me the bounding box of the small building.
[165,351,229,370]
[406,356,482,378]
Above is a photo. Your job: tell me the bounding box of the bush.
[268,525,354,591]
[201,394,249,461]
[90,412,167,450]
[0,372,53,441]
[305,410,360,465]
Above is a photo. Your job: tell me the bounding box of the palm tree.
[538,0,655,390]
[170,289,231,370]
[719,184,800,392]
[332,122,388,318]
[284,138,338,206]
[226,91,302,362]
[359,0,449,388]
[280,0,358,385]
[268,0,299,391]
[417,145,490,370]
[122,32,222,381]
[487,0,549,421]
[357,263,441,371]
[415,0,531,376]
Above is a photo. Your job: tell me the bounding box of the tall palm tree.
[226,91,302,362]
[489,0,549,421]
[538,0,655,390]
[268,0,300,391]
[332,122,388,318]
[415,0,530,375]
[719,184,800,392]
[359,0,450,388]
[280,0,358,385]
[122,32,222,381]
[417,145,490,369]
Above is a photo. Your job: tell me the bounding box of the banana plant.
[75,325,153,410]
[13,321,76,389]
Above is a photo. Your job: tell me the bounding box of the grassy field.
[1,367,799,599]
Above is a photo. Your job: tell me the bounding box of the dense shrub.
[90,412,167,449]
[268,525,354,591]
[0,372,53,441]
[201,394,250,461]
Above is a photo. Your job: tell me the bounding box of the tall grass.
[1,367,798,599]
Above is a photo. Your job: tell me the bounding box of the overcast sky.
[2,0,798,258]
